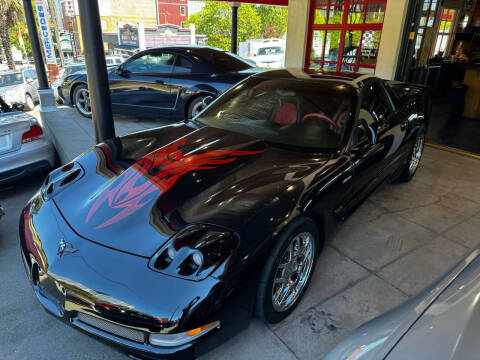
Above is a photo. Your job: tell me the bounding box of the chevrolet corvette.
[20,70,430,359]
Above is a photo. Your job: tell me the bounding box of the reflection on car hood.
[53,123,328,257]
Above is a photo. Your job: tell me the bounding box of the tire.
[73,84,92,118]
[187,95,210,119]
[24,94,34,111]
[399,127,426,182]
[256,216,320,324]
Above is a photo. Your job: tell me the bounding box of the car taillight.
[22,125,43,143]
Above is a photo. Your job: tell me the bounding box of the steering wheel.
[301,113,340,132]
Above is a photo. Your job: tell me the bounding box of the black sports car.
[57,46,258,120]
[21,70,430,359]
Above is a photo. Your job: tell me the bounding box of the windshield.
[197,50,253,72]
[258,47,284,56]
[64,64,86,77]
[0,73,23,87]
[197,77,357,151]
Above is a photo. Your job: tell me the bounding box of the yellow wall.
[75,0,157,53]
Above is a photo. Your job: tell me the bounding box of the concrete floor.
[1,106,480,359]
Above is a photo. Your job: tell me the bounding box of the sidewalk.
[34,105,168,163]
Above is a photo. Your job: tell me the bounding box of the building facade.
[156,0,189,28]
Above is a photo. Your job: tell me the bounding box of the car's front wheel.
[73,84,92,118]
[256,216,320,323]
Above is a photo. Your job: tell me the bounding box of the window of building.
[180,6,186,16]
[414,0,440,54]
[306,0,387,73]
[433,8,456,56]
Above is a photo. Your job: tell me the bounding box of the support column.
[77,0,115,143]
[23,0,49,89]
[231,3,240,54]
[285,0,310,68]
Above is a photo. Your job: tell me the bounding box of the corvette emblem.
[57,238,78,257]
[86,137,266,229]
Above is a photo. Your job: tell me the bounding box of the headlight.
[149,225,239,281]
[149,321,220,347]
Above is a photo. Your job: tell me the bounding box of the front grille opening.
[76,312,145,343]
[177,256,199,276]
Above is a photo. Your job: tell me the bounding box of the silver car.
[0,99,55,184]
[0,69,40,111]
[325,248,480,360]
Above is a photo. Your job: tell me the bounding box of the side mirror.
[360,118,376,145]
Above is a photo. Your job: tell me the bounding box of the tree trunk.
[0,13,15,70]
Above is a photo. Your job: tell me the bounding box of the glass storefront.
[305,0,387,73]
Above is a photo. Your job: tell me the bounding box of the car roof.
[253,68,376,88]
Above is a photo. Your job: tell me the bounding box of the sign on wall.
[119,24,139,46]
[35,0,56,64]
[60,33,73,52]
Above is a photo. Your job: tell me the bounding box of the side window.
[124,52,175,74]
[29,70,37,80]
[360,81,391,129]
[173,56,193,74]
[23,71,32,81]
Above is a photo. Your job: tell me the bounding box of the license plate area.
[0,132,12,154]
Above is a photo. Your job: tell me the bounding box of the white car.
[0,98,55,184]
[0,69,39,111]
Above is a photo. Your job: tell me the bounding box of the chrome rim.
[76,88,91,115]
[409,132,425,174]
[191,101,204,118]
[272,232,315,312]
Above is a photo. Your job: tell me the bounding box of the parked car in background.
[58,46,259,119]
[53,63,86,103]
[239,38,286,68]
[105,55,125,67]
[0,69,39,111]
[21,70,430,359]
[325,248,480,360]
[0,97,55,184]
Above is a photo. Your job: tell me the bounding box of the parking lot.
[1,106,479,359]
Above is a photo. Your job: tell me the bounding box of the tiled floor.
[4,107,479,359]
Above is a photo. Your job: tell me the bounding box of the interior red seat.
[273,102,298,127]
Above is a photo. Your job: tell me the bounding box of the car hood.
[53,123,328,257]
[0,84,22,94]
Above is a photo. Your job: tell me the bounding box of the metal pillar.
[22,0,49,89]
[77,0,115,143]
[231,4,239,54]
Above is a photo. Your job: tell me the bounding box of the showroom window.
[180,6,186,16]
[306,0,387,73]
[432,9,456,56]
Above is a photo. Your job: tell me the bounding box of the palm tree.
[0,0,24,70]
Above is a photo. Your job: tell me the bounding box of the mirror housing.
[360,118,376,145]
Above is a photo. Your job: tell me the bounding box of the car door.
[109,50,176,118]
[344,79,394,211]
[23,70,39,101]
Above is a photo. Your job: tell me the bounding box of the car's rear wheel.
[188,95,211,119]
[73,84,92,118]
[24,94,34,111]
[256,216,319,324]
[399,127,425,182]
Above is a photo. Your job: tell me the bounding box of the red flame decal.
[85,137,266,229]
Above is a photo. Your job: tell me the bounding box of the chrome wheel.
[409,132,425,175]
[272,232,315,312]
[191,100,204,118]
[75,88,91,116]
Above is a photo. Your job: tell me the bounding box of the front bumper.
[0,138,55,184]
[19,198,234,359]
